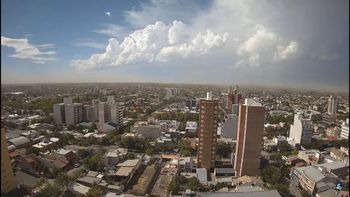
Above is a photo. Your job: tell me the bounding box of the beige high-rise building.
[1,123,16,194]
[234,98,265,177]
[197,92,219,171]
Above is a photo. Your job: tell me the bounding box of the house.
[104,148,128,168]
[8,136,31,149]
[179,157,194,172]
[298,149,324,165]
[115,159,142,185]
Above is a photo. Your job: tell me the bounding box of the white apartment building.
[327,95,337,116]
[53,103,65,125]
[341,119,349,139]
[289,112,313,147]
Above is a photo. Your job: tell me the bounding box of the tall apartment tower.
[327,95,337,116]
[53,103,65,125]
[226,85,242,113]
[1,123,16,194]
[65,102,83,126]
[197,92,219,171]
[289,112,313,146]
[234,98,265,177]
[98,102,105,129]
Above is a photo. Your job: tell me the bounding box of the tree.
[168,176,180,195]
[86,185,105,197]
[187,177,201,191]
[36,184,61,197]
[54,173,72,190]
[26,147,40,155]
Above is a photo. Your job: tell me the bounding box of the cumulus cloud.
[72,0,300,70]
[72,21,230,69]
[274,41,298,61]
[105,12,111,17]
[1,36,56,64]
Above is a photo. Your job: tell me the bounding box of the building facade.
[197,92,219,171]
[341,119,349,139]
[234,98,265,177]
[289,112,313,146]
[1,123,17,194]
[53,103,65,125]
[327,95,337,116]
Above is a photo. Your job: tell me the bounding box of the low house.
[115,159,142,185]
[71,182,90,196]
[8,136,30,149]
[179,157,194,172]
[104,148,128,168]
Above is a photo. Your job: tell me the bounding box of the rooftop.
[117,159,140,167]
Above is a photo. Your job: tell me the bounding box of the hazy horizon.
[1,0,349,92]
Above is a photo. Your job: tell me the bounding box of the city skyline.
[1,0,349,92]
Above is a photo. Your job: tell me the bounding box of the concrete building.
[131,121,162,138]
[165,88,173,99]
[234,98,265,177]
[340,119,349,139]
[221,114,238,139]
[327,95,337,116]
[53,103,65,125]
[186,99,197,110]
[98,102,105,130]
[1,123,17,194]
[226,85,242,113]
[65,103,83,126]
[288,112,313,147]
[185,121,198,133]
[197,92,219,171]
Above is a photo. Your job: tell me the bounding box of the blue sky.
[1,0,349,92]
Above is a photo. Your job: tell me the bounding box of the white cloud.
[93,24,129,38]
[73,0,299,70]
[72,21,230,69]
[274,41,298,61]
[105,12,111,17]
[1,36,56,64]
[74,42,105,49]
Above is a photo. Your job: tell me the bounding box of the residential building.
[234,98,265,177]
[298,149,324,165]
[53,103,65,125]
[221,114,238,139]
[226,85,242,113]
[185,121,198,133]
[197,92,219,171]
[290,161,347,195]
[65,103,83,126]
[288,112,313,147]
[131,121,162,138]
[186,99,197,110]
[1,123,17,194]
[340,119,349,139]
[327,95,337,116]
[98,102,105,130]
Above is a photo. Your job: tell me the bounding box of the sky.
[1,0,349,92]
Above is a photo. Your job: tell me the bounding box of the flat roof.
[197,168,207,183]
[72,182,90,195]
[115,167,134,177]
[117,159,140,167]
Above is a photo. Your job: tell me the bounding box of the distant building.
[131,121,162,138]
[221,114,238,139]
[53,103,65,125]
[185,121,198,133]
[197,92,219,171]
[98,102,105,130]
[234,98,265,177]
[186,99,197,110]
[1,123,17,194]
[298,149,324,165]
[65,103,83,126]
[165,88,174,99]
[288,112,313,147]
[327,95,337,116]
[226,85,242,113]
[340,119,349,140]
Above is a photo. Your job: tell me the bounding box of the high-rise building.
[226,85,242,113]
[98,102,105,129]
[186,99,197,110]
[165,88,174,99]
[53,103,65,125]
[289,112,313,146]
[341,119,349,139]
[221,114,238,139]
[327,95,337,116]
[234,98,264,177]
[197,92,219,171]
[1,123,17,194]
[65,102,83,126]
